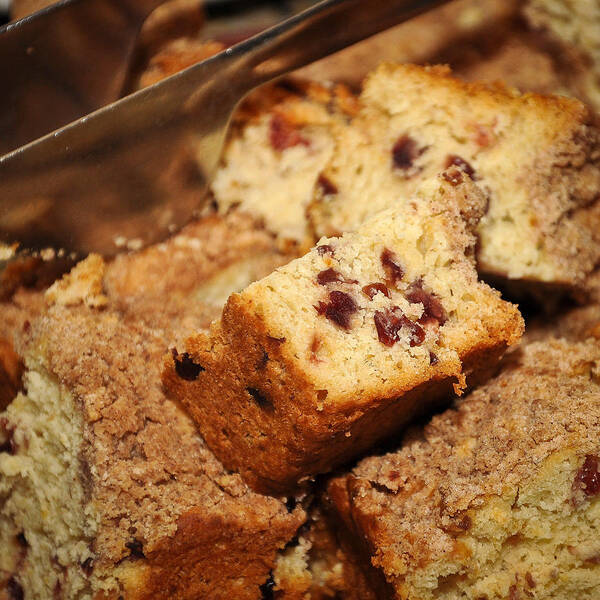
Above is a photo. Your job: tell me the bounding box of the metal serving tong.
[0,0,450,256]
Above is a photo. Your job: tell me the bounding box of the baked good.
[272,506,376,599]
[103,211,294,330]
[132,37,225,90]
[524,0,600,112]
[0,256,305,600]
[163,172,524,493]
[327,337,600,599]
[211,80,358,249]
[308,63,600,288]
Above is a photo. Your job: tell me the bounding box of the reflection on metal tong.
[0,0,451,256]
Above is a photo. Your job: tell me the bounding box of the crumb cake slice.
[210,80,358,249]
[308,63,600,287]
[327,338,600,600]
[163,173,523,493]
[103,211,294,326]
[0,262,304,599]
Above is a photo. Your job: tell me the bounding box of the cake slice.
[163,173,524,494]
[103,211,294,329]
[210,80,358,249]
[308,63,600,288]
[0,259,305,600]
[327,338,600,600]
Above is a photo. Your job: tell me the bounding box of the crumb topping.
[23,304,300,566]
[45,254,108,309]
[344,338,600,572]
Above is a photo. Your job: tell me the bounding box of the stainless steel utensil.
[0,0,170,155]
[0,0,450,256]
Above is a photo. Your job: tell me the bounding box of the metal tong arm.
[0,0,450,255]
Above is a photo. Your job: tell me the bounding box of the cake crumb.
[45,254,108,309]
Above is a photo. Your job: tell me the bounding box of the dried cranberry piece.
[318,268,342,285]
[316,244,335,257]
[456,515,471,530]
[429,351,439,365]
[317,173,338,195]
[7,577,23,600]
[406,282,447,326]
[374,308,425,347]
[392,135,425,171]
[525,573,536,589]
[0,438,16,454]
[508,584,519,600]
[574,455,600,497]
[125,539,145,560]
[172,349,204,381]
[315,291,357,330]
[269,114,309,151]
[374,309,402,346]
[246,387,274,411]
[317,268,357,286]
[445,155,476,179]
[381,249,404,285]
[362,283,391,300]
[401,317,425,347]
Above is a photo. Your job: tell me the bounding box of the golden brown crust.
[324,478,395,600]
[164,315,478,494]
[113,508,301,600]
